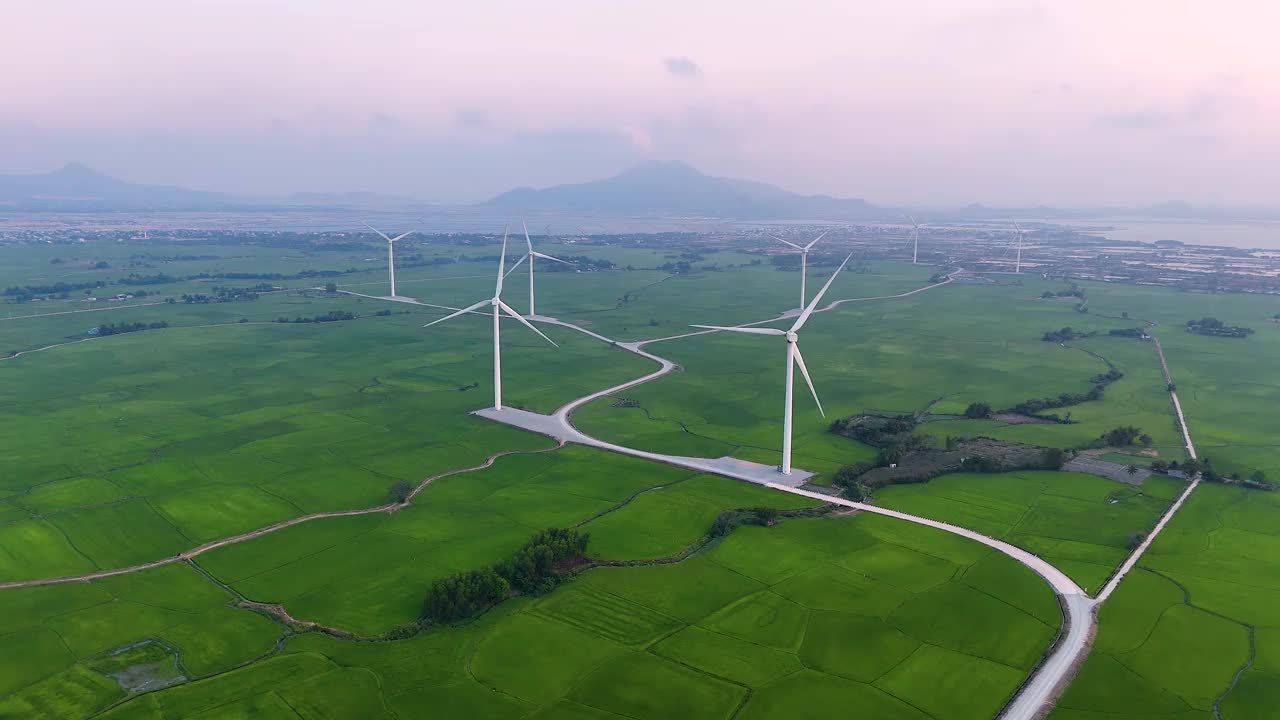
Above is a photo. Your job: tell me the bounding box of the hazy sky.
[3,0,1278,206]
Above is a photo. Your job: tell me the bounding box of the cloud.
[368,112,399,131]
[1092,110,1172,131]
[662,56,701,78]
[454,109,489,129]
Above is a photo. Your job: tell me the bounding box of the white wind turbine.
[693,254,852,475]
[502,219,573,318]
[909,217,924,265]
[365,224,414,297]
[424,227,557,410]
[771,231,829,309]
[1012,221,1024,274]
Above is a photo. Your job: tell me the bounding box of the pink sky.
[2,0,1278,205]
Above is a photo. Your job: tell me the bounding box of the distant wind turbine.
[365,224,414,297]
[520,219,573,318]
[771,232,828,309]
[424,226,557,410]
[909,217,925,265]
[692,254,852,475]
[1012,221,1024,274]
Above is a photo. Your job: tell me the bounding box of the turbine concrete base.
[473,407,813,487]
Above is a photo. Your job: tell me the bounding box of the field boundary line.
[0,442,562,590]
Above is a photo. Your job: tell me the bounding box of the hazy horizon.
[3,1,1278,207]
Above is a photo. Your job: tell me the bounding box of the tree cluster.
[275,310,357,324]
[709,507,780,538]
[421,528,590,624]
[1041,327,1095,343]
[1001,368,1124,420]
[1108,327,1147,338]
[964,403,993,419]
[1098,425,1142,447]
[1186,317,1254,338]
[91,321,168,336]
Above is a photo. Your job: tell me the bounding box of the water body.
[1052,218,1280,251]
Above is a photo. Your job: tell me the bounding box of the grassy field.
[1052,482,1280,719]
[11,510,1058,720]
[574,276,1192,479]
[2,236,1277,719]
[0,294,656,581]
[875,470,1184,592]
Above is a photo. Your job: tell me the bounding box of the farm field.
[573,277,1190,479]
[0,296,658,581]
[875,470,1184,592]
[2,235,1278,720]
[1073,280,1280,481]
[1,510,1061,720]
[1051,482,1280,719]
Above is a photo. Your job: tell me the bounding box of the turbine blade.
[424,299,490,327]
[363,223,392,242]
[791,253,852,332]
[495,226,509,295]
[389,230,414,243]
[803,231,829,251]
[532,251,572,265]
[498,300,558,347]
[690,324,786,336]
[505,254,528,277]
[792,343,824,417]
[769,234,803,250]
[522,217,534,253]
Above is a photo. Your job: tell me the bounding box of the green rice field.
[1,235,1277,719]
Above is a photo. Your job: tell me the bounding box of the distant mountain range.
[0,163,234,211]
[486,160,882,219]
[1,161,1275,222]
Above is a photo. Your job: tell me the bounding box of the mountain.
[485,161,882,219]
[0,163,235,211]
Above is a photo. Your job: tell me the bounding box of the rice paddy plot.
[876,469,1182,591]
[1053,483,1280,719]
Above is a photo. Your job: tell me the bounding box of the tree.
[1251,470,1269,484]
[325,282,338,293]
[1100,426,1142,447]
[1126,464,1139,476]
[964,402,993,419]
[1126,532,1146,550]
[1041,448,1068,470]
[1181,459,1203,478]
[389,480,413,504]
[1150,460,1170,473]
[1139,434,1153,447]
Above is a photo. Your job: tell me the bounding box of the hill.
[485,160,882,219]
[0,163,235,211]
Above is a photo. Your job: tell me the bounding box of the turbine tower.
[771,231,828,309]
[424,227,557,410]
[365,224,414,297]
[1012,221,1024,274]
[909,217,923,265]
[522,219,572,318]
[693,254,852,475]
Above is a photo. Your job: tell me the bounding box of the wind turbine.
[1012,221,1024,274]
[365,224,414,297]
[693,254,852,475]
[909,217,924,265]
[770,232,829,309]
[516,219,573,318]
[424,227,557,410]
